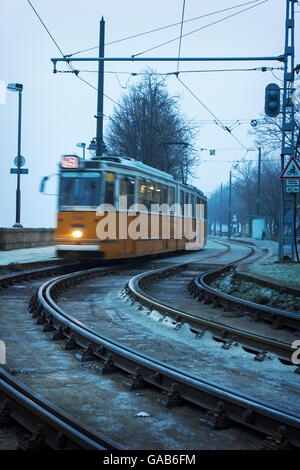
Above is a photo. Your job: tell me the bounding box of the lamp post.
[228,170,232,239]
[87,138,97,159]
[7,83,23,228]
[76,142,86,159]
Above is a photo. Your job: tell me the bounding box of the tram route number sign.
[286,179,300,193]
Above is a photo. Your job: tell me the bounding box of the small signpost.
[286,179,300,193]
[10,168,28,174]
[14,155,25,167]
[11,155,28,174]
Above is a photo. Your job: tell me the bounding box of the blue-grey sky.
[1,0,299,227]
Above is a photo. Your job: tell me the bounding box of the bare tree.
[208,158,292,238]
[105,71,198,182]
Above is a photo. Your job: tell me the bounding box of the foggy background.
[1,0,299,227]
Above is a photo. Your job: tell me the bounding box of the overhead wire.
[25,0,120,107]
[66,0,265,57]
[26,0,275,152]
[175,76,249,150]
[176,0,186,74]
[131,0,270,57]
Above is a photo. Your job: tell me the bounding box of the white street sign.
[286,179,300,193]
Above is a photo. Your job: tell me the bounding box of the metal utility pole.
[228,171,232,239]
[256,147,261,216]
[52,55,285,69]
[7,83,23,228]
[15,87,22,227]
[278,0,297,261]
[96,17,105,157]
[220,183,223,237]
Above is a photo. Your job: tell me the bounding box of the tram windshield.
[59,172,101,210]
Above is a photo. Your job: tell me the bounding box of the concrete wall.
[0,228,55,250]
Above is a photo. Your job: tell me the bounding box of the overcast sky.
[1,0,299,227]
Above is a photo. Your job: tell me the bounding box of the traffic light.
[265,83,280,117]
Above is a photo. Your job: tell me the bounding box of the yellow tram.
[54,154,207,259]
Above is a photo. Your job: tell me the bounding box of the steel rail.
[0,261,124,450]
[28,254,300,448]
[195,264,300,330]
[129,266,293,362]
[0,368,122,450]
[126,239,295,361]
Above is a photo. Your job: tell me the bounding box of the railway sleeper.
[97,353,117,374]
[157,383,183,407]
[200,401,231,430]
[28,294,38,314]
[76,342,95,362]
[0,399,13,426]
[123,366,145,389]
[62,333,78,350]
[36,311,47,325]
[254,348,269,362]
[43,317,55,332]
[258,425,294,451]
[17,423,49,451]
[194,328,207,339]
[51,325,65,341]
[32,304,44,320]
[271,317,284,330]
[221,336,239,350]
[203,294,213,305]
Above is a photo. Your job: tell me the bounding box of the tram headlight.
[72,230,83,239]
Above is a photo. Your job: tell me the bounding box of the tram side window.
[105,172,115,205]
[146,180,155,210]
[138,178,147,209]
[154,183,161,202]
[196,195,206,218]
[121,177,135,208]
[169,187,175,206]
[196,196,201,218]
[139,178,161,210]
[180,190,184,216]
[127,178,135,208]
[161,186,168,205]
[191,194,195,217]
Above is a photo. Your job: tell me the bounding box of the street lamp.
[87,138,97,159]
[7,83,23,228]
[76,142,86,159]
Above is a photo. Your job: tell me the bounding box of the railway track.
[1,244,235,450]
[127,240,296,362]
[0,240,299,450]
[0,261,125,450]
[25,240,299,449]
[190,262,300,332]
[0,368,123,450]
